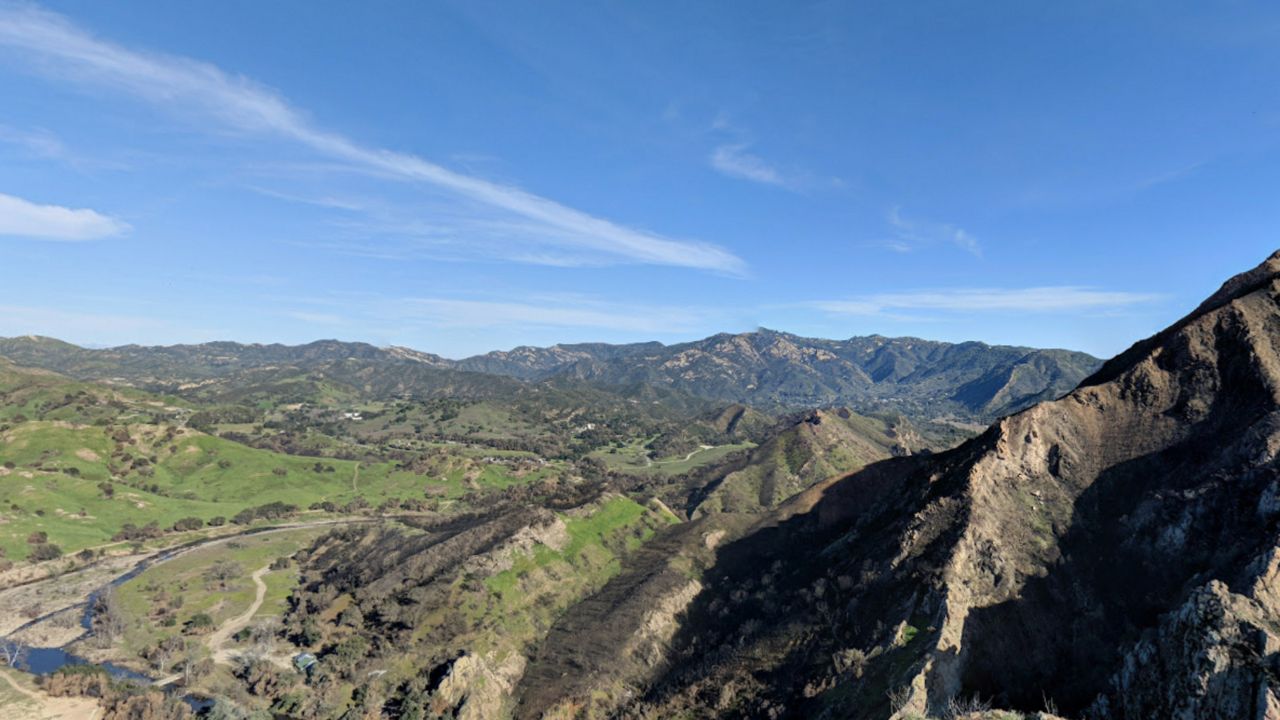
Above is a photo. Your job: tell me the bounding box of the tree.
[183,639,210,686]
[94,587,127,644]
[0,639,27,668]
[29,544,63,562]
[185,613,215,634]
[172,517,204,532]
[205,560,243,589]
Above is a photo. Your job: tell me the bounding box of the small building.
[294,653,318,674]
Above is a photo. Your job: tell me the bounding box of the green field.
[114,527,325,660]
[589,437,755,475]
[473,495,678,646]
[0,420,541,560]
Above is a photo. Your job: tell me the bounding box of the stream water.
[1,522,356,715]
[3,544,244,715]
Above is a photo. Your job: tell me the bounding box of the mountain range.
[547,249,1280,719]
[11,251,1279,720]
[0,330,1100,424]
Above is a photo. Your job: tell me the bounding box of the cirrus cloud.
[806,287,1163,317]
[0,3,746,275]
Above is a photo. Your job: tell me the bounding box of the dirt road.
[208,565,270,665]
[153,563,272,687]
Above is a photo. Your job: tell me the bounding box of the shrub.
[112,522,163,542]
[232,501,299,525]
[185,613,215,634]
[29,544,63,562]
[172,517,204,532]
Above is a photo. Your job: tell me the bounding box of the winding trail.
[652,445,717,465]
[0,668,100,719]
[208,565,271,664]
[154,564,271,687]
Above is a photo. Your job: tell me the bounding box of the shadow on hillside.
[944,332,1280,715]
[630,451,961,717]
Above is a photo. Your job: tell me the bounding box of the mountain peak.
[1189,248,1280,318]
[1084,248,1280,388]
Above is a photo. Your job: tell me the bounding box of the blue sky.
[0,1,1277,358]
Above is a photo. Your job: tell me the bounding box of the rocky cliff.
[622,250,1280,719]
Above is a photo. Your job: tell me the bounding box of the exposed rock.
[626,251,1280,720]
[431,651,528,720]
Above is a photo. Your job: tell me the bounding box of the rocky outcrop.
[1096,580,1280,720]
[626,251,1280,720]
[430,651,528,720]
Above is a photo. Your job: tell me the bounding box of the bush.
[232,501,299,525]
[112,522,163,542]
[185,613,215,634]
[29,544,63,562]
[172,517,204,532]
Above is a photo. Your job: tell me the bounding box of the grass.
[589,438,755,476]
[0,419,542,560]
[0,668,38,715]
[114,527,324,660]
[408,495,682,654]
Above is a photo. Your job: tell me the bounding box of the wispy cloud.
[282,310,345,326]
[0,4,746,275]
[710,143,789,187]
[879,207,982,257]
[0,124,67,159]
[390,296,723,334]
[0,191,129,240]
[0,123,127,171]
[806,287,1162,317]
[277,292,728,335]
[0,303,170,342]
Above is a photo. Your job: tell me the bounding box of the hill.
[689,408,923,516]
[607,250,1280,718]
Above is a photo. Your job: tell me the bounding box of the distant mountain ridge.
[0,329,1100,422]
[459,329,1100,419]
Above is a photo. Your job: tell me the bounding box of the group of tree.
[26,529,63,561]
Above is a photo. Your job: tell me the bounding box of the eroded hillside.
[625,251,1280,719]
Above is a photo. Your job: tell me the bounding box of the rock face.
[625,251,1280,719]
